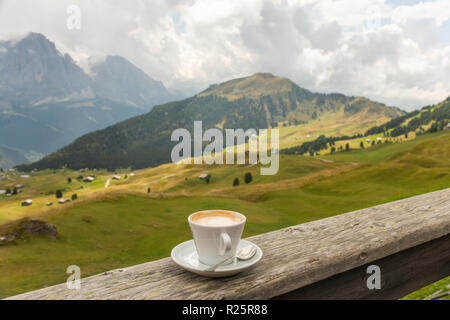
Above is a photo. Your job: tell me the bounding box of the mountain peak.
[24,32,48,41]
[200,72,296,100]
[251,72,276,78]
[102,55,129,64]
[0,31,91,105]
[18,32,55,48]
[0,32,56,51]
[0,32,177,110]
[90,54,171,106]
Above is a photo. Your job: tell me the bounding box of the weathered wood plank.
[7,188,450,300]
[274,234,450,300]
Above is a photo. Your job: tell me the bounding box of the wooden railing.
[7,188,450,300]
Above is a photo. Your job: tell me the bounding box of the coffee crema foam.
[191,210,243,226]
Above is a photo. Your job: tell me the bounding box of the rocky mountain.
[0,33,92,106]
[90,55,173,107]
[0,33,178,166]
[21,73,405,171]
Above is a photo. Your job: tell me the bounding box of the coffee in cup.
[188,210,246,266]
[190,210,244,227]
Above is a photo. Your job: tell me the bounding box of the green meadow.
[0,131,449,298]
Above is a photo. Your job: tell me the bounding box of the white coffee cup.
[188,210,246,266]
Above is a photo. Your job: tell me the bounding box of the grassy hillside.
[281,96,449,157]
[19,73,404,171]
[366,96,450,137]
[1,130,449,298]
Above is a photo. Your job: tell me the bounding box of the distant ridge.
[20,73,405,171]
[0,145,28,169]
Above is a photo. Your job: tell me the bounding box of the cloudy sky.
[0,0,449,110]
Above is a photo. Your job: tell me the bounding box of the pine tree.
[244,172,252,184]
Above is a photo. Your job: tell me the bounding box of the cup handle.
[219,232,232,256]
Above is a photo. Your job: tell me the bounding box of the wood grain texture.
[274,234,450,300]
[7,188,450,300]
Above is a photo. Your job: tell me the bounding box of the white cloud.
[0,0,448,110]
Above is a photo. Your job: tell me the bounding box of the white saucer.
[171,239,262,277]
